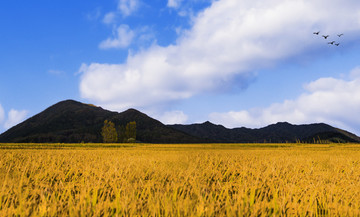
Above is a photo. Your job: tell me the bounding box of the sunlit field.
[1,143,360,216]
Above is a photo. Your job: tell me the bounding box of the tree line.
[101,120,136,143]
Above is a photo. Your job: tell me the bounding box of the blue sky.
[2,0,360,135]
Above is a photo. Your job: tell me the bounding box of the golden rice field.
[1,143,360,216]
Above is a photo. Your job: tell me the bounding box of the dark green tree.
[125,121,136,142]
[117,125,126,143]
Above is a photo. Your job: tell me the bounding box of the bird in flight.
[335,43,340,46]
[322,35,329,39]
[313,31,320,35]
[337,34,344,37]
[328,41,335,45]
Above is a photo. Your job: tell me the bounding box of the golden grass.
[1,143,360,216]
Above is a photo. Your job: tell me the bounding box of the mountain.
[169,121,360,143]
[0,99,359,143]
[0,100,204,143]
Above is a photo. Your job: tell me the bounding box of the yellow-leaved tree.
[101,120,118,143]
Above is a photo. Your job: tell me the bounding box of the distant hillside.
[169,121,360,143]
[0,100,204,143]
[0,99,359,143]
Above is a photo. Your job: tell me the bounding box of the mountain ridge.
[0,99,359,143]
[169,121,360,143]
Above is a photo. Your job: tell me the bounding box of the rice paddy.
[0,143,360,216]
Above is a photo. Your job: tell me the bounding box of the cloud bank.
[210,67,360,134]
[80,0,360,111]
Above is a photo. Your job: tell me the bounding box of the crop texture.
[0,144,360,216]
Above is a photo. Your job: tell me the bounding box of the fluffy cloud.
[210,68,360,134]
[99,25,135,49]
[80,0,360,111]
[118,0,139,17]
[4,109,28,130]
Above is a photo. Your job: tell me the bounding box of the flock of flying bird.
[313,31,343,46]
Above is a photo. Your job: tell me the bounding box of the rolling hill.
[0,100,204,143]
[0,99,359,143]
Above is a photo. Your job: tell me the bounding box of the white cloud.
[0,104,4,124]
[103,12,117,24]
[118,0,139,17]
[99,24,135,49]
[156,110,188,125]
[167,0,183,9]
[4,109,28,129]
[210,68,360,135]
[81,0,360,110]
